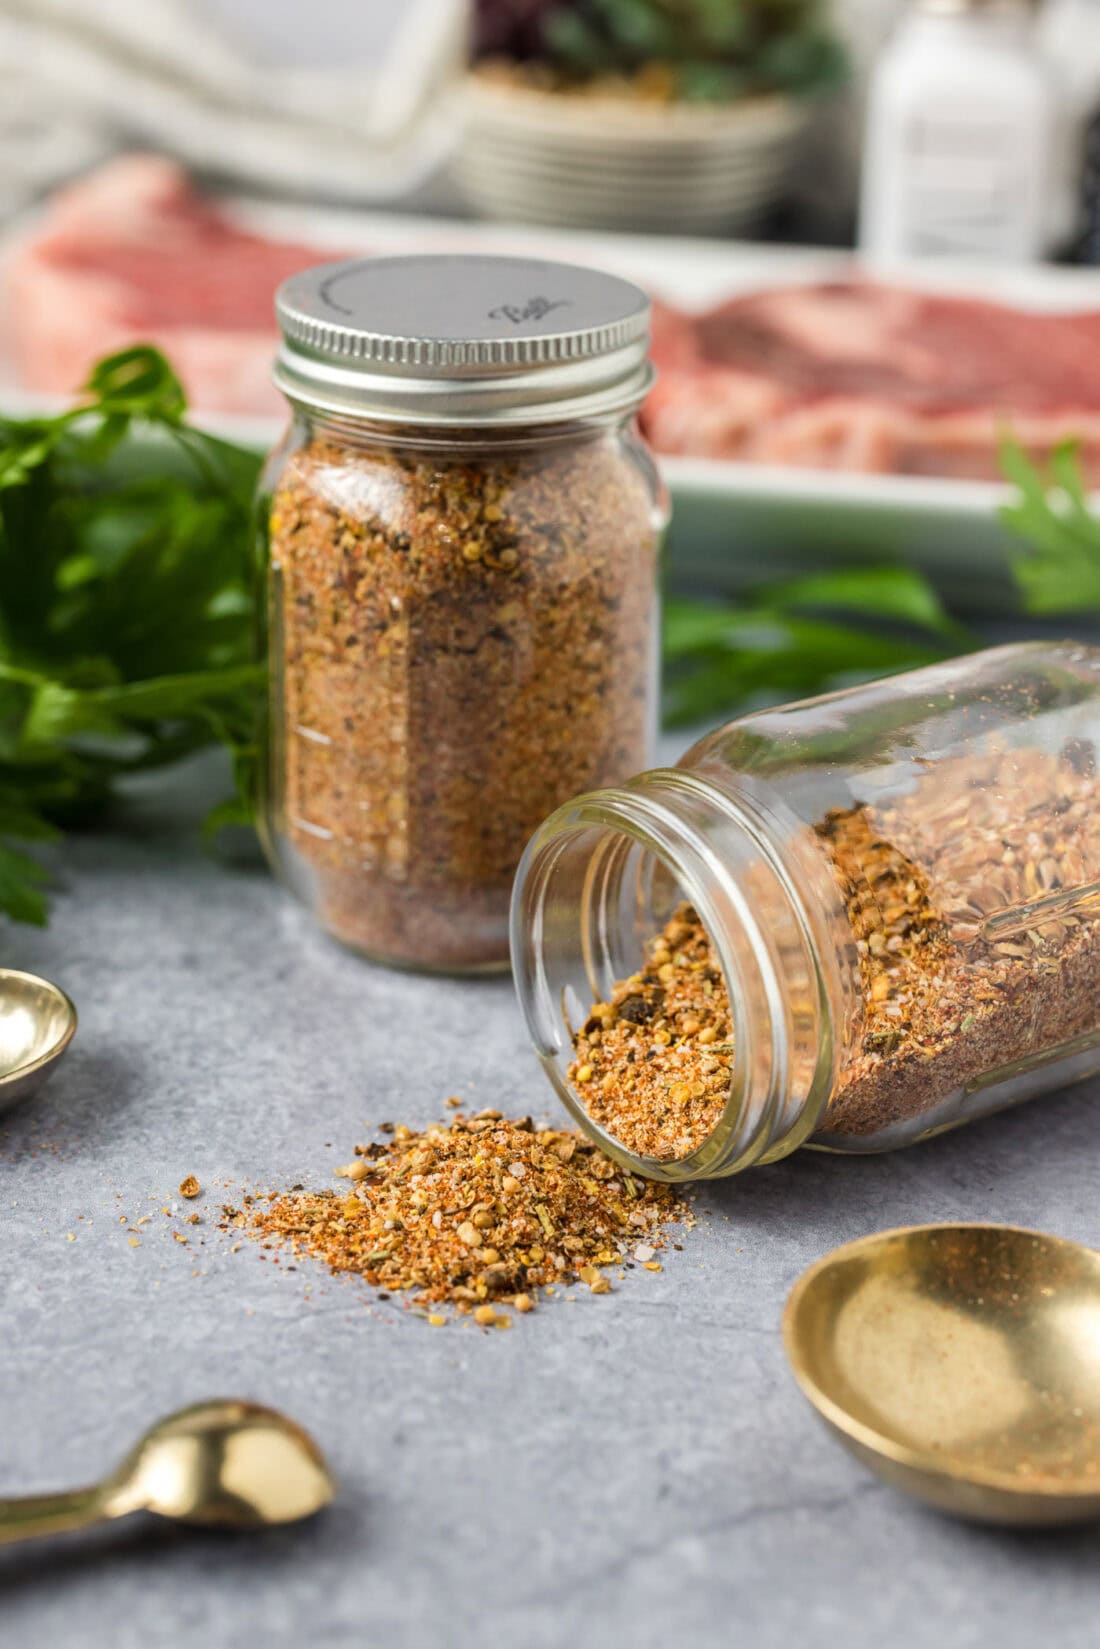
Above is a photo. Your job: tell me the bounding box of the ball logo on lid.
[488,296,571,326]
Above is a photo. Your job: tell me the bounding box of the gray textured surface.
[2,751,1099,1649]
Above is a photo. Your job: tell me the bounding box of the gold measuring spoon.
[784,1223,1100,1526]
[0,1400,335,1545]
[0,969,76,1112]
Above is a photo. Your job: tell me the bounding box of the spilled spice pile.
[223,1111,688,1326]
[267,432,658,969]
[571,748,1100,1157]
[569,905,731,1162]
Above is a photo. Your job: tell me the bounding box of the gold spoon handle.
[0,1485,107,1546]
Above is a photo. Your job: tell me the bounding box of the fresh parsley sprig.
[666,437,1100,732]
[0,346,262,924]
[663,565,966,726]
[1000,438,1100,614]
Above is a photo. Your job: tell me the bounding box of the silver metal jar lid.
[273,254,653,427]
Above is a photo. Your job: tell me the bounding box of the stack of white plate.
[455,74,809,235]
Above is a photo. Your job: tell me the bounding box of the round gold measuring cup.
[0,968,76,1111]
[784,1222,1100,1526]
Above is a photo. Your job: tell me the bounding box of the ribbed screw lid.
[273,253,653,427]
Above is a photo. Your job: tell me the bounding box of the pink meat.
[8,158,1100,484]
[647,298,699,373]
[644,279,1100,484]
[3,155,348,416]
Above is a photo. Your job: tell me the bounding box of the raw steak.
[7,157,1099,486]
[2,155,346,417]
[644,280,1100,483]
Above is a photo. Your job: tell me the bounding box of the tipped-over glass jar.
[513,642,1100,1180]
[256,254,665,971]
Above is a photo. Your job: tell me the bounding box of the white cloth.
[0,0,469,215]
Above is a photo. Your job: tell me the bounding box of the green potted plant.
[457,0,846,233]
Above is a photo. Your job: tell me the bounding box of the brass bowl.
[0,968,77,1111]
[783,1223,1100,1526]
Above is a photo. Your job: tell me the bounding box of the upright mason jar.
[257,255,665,971]
[513,642,1100,1179]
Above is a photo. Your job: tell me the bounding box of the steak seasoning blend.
[512,644,1100,1178]
[258,255,665,970]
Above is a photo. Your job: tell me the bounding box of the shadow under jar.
[512,643,1100,1179]
[258,255,665,971]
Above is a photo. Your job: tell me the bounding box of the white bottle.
[1038,0,1100,250]
[859,0,1055,262]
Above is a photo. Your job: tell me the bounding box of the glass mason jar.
[513,642,1100,1180]
[256,255,665,971]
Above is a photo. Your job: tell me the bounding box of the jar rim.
[510,771,837,1182]
[299,410,630,450]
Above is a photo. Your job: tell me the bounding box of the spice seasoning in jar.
[569,904,732,1162]
[514,643,1100,1178]
[259,255,664,971]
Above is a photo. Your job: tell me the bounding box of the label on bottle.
[895,110,1037,258]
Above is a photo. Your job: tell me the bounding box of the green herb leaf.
[1000,437,1100,614]
[0,345,262,924]
[663,565,965,726]
[759,565,963,638]
[84,345,187,423]
[0,841,51,926]
[531,0,846,101]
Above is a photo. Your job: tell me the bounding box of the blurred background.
[2,0,1100,612]
[2,0,1099,244]
[4,0,1100,922]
